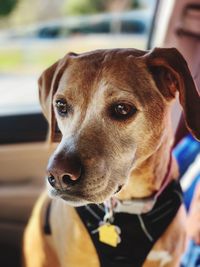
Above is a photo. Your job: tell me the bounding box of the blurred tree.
[0,0,143,29]
[64,0,107,15]
[106,0,141,12]
[131,0,140,8]
[64,0,142,15]
[0,0,18,17]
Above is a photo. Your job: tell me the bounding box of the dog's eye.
[55,99,70,116]
[110,103,137,120]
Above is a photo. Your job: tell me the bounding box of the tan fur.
[23,194,60,267]
[24,48,200,267]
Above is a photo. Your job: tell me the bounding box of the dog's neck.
[116,127,179,200]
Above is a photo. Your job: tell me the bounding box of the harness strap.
[43,181,182,267]
[76,180,182,267]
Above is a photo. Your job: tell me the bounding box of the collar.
[104,152,173,216]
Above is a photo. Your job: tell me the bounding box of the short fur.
[24,48,200,267]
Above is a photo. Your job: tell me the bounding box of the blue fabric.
[173,134,200,178]
[184,174,200,211]
[173,134,200,267]
[181,240,200,267]
[173,134,200,210]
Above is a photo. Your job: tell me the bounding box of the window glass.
[0,0,156,115]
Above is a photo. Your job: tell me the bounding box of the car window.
[0,0,156,117]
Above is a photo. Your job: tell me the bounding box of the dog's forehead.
[66,48,147,74]
[57,49,156,105]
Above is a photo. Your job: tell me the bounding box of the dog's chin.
[60,196,90,207]
[48,183,124,207]
[47,188,88,206]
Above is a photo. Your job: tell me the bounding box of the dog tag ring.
[98,224,121,247]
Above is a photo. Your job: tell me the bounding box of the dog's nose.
[47,151,82,189]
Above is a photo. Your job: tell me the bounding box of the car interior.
[0,0,199,266]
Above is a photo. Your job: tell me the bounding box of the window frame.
[0,1,158,145]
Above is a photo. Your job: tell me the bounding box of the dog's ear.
[38,55,70,142]
[144,47,200,141]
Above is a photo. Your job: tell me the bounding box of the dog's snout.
[47,151,82,189]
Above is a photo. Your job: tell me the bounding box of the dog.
[23,48,200,267]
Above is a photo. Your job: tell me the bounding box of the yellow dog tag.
[98,224,121,247]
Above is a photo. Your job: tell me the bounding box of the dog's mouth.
[50,188,106,206]
[48,182,125,206]
[114,184,124,194]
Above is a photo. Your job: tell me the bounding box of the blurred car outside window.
[0,0,156,117]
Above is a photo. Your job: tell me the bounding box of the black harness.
[44,180,182,267]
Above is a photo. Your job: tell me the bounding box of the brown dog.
[23,48,200,267]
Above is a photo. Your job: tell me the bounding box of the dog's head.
[39,48,200,205]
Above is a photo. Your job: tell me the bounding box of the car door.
[0,110,57,266]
